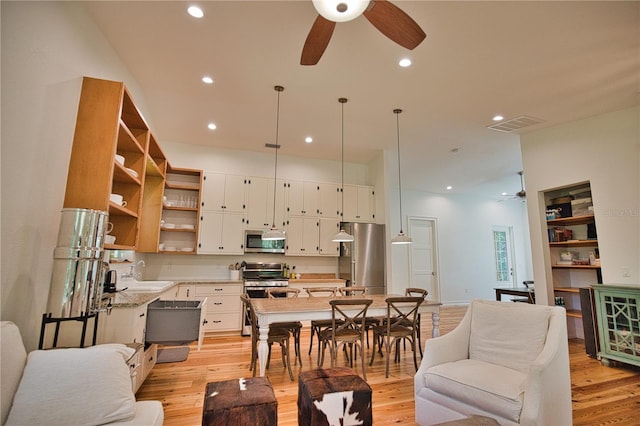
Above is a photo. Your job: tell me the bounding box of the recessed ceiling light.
[501,192,508,196]
[446,186,453,190]
[399,58,412,67]
[207,123,217,130]
[187,6,204,18]
[492,115,504,121]
[202,76,214,84]
[305,136,313,143]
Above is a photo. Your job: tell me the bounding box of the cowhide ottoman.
[202,377,277,426]
[298,367,372,426]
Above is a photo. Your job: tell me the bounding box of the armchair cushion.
[469,300,551,373]
[425,359,526,422]
[5,344,136,426]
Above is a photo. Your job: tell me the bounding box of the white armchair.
[414,299,572,426]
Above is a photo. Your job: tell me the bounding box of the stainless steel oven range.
[242,262,288,336]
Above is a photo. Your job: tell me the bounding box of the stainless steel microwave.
[244,231,285,254]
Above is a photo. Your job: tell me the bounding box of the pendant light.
[332,97,355,243]
[263,85,286,241]
[391,108,412,245]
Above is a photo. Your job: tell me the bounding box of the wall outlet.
[621,267,630,278]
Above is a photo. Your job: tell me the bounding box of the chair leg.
[308,325,315,355]
[416,314,423,358]
[385,337,393,378]
[359,341,367,381]
[283,339,294,381]
[412,337,419,371]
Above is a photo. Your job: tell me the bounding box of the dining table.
[250,294,442,377]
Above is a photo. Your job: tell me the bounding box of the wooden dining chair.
[266,287,303,366]
[336,286,367,296]
[370,296,424,378]
[319,298,373,380]
[405,287,428,357]
[337,286,379,348]
[305,287,341,364]
[240,295,294,381]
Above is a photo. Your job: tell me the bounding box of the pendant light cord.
[340,99,345,218]
[271,86,283,228]
[395,109,404,233]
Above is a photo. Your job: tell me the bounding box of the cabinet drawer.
[195,284,242,296]
[203,312,241,331]
[142,343,158,380]
[199,295,241,313]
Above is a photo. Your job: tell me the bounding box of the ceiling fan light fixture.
[312,0,369,22]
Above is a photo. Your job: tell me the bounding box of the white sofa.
[414,300,572,426]
[1,321,164,426]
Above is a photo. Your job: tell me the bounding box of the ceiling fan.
[500,171,527,201]
[301,0,426,65]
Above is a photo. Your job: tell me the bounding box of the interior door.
[408,217,439,302]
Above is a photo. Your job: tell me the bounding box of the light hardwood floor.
[136,306,640,425]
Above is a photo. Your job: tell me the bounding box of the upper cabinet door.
[318,183,339,218]
[342,185,374,222]
[246,176,271,229]
[246,177,286,230]
[287,180,319,216]
[201,172,246,212]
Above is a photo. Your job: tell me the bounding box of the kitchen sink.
[120,280,174,293]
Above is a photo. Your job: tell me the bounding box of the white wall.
[521,106,640,306]
[384,151,533,304]
[1,2,151,350]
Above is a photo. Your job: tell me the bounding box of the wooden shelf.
[552,264,601,269]
[161,228,196,233]
[566,309,582,318]
[547,214,595,226]
[554,287,581,294]
[549,240,598,247]
[165,182,200,191]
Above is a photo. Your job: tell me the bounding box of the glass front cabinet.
[592,284,640,368]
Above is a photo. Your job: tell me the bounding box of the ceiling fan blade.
[301,15,336,65]
[363,0,426,50]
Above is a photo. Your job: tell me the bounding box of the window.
[493,229,510,283]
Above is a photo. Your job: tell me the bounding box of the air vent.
[265,143,280,149]
[487,115,544,132]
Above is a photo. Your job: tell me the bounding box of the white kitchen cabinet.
[318,218,340,256]
[176,284,195,299]
[342,184,375,222]
[286,180,319,217]
[194,283,242,333]
[245,176,286,230]
[318,183,339,218]
[98,303,148,345]
[198,211,245,254]
[286,216,319,256]
[201,172,246,213]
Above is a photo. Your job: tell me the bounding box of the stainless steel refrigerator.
[338,222,386,294]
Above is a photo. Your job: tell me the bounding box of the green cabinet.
[593,284,640,367]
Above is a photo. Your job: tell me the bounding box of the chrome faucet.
[122,260,146,281]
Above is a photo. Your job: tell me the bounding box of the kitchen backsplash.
[109,251,339,281]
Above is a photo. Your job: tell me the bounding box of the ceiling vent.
[487,115,544,132]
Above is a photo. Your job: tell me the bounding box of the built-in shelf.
[552,265,601,269]
[549,240,598,247]
[547,215,595,227]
